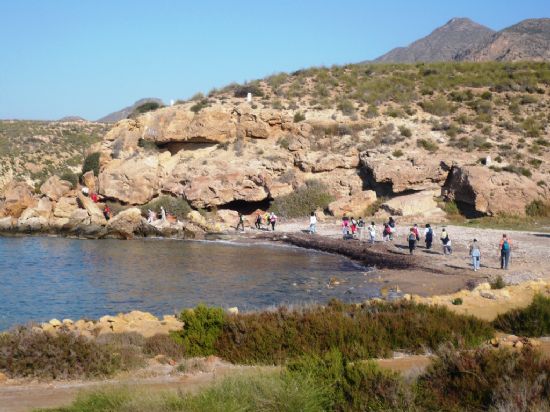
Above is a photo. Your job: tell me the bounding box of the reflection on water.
[0,237,377,330]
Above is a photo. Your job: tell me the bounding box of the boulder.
[0,216,15,231]
[99,155,159,205]
[53,197,79,219]
[77,193,107,225]
[216,209,239,228]
[106,207,145,239]
[40,176,72,201]
[361,152,449,194]
[17,197,53,231]
[81,170,97,193]
[379,191,446,218]
[328,190,377,217]
[0,181,36,218]
[443,165,544,216]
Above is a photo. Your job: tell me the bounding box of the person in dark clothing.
[408,228,417,254]
[236,213,245,232]
[424,224,433,249]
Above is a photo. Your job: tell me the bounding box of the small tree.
[81,152,100,177]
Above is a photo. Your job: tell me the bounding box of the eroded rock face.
[99,155,160,205]
[106,207,144,239]
[379,191,445,219]
[443,165,543,216]
[40,176,72,201]
[328,190,377,217]
[361,152,449,194]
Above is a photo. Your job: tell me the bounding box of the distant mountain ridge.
[374,17,550,63]
[97,98,164,123]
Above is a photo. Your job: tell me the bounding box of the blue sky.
[0,0,548,120]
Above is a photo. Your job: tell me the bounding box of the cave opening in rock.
[453,201,486,219]
[219,198,272,214]
[156,142,218,155]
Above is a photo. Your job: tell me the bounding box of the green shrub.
[337,99,355,115]
[399,126,412,137]
[214,300,494,365]
[173,304,225,357]
[190,99,209,113]
[417,138,439,153]
[139,195,191,220]
[452,298,463,306]
[526,200,550,217]
[233,83,264,98]
[0,328,134,379]
[289,349,413,411]
[81,152,100,177]
[493,294,550,336]
[392,149,404,158]
[59,170,78,188]
[416,346,550,411]
[293,112,306,123]
[143,334,186,360]
[490,275,506,290]
[420,97,455,116]
[128,102,163,118]
[270,180,333,218]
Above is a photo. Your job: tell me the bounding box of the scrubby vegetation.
[81,152,101,177]
[139,195,192,220]
[128,101,163,118]
[526,199,550,217]
[270,180,334,218]
[493,294,550,336]
[43,346,550,412]
[172,304,224,357]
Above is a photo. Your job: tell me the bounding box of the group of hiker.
[245,211,278,232]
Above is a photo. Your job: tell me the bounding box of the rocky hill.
[97,98,164,123]
[374,18,550,63]
[0,61,549,237]
[375,18,495,63]
[0,120,110,191]
[458,18,550,62]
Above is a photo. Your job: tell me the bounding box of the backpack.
[426,228,433,240]
[408,233,416,242]
[502,240,510,251]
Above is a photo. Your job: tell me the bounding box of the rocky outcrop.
[379,191,446,219]
[106,207,145,239]
[99,155,160,205]
[360,152,449,194]
[328,190,377,217]
[77,193,107,225]
[0,182,36,218]
[443,166,543,216]
[40,176,72,201]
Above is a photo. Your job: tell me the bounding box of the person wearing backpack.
[499,234,512,269]
[469,239,481,271]
[408,228,417,254]
[357,217,365,240]
[424,224,433,249]
[440,228,452,255]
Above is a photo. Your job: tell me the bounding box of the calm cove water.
[0,236,377,330]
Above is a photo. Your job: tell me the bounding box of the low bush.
[492,294,550,336]
[139,195,191,220]
[417,138,439,153]
[59,170,78,188]
[398,126,412,137]
[143,334,186,360]
[189,99,209,113]
[420,97,455,116]
[416,345,550,411]
[81,152,100,177]
[129,102,163,117]
[233,83,264,98]
[526,200,550,217]
[173,304,225,357]
[289,349,413,411]
[270,180,333,218]
[293,112,306,123]
[490,275,506,290]
[0,328,133,379]
[214,300,493,365]
[392,149,404,157]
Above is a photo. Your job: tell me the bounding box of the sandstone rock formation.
[443,166,544,216]
[106,207,145,239]
[0,182,36,218]
[328,190,377,217]
[379,191,446,219]
[40,176,72,201]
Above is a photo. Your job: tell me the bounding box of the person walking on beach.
[408,228,417,254]
[382,223,391,242]
[350,217,357,237]
[368,221,376,244]
[424,224,433,249]
[388,217,396,240]
[440,228,452,255]
[469,239,481,271]
[269,212,277,231]
[499,234,512,270]
[309,211,317,234]
[255,213,262,230]
[342,216,350,238]
[357,217,365,240]
[236,212,245,232]
[412,223,420,241]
